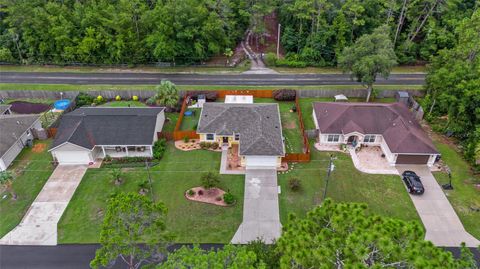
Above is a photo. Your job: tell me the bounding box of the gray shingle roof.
[0,105,12,115]
[0,114,40,157]
[313,102,438,154]
[197,103,284,156]
[51,107,164,150]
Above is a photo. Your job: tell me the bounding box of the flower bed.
[9,101,51,114]
[185,187,229,206]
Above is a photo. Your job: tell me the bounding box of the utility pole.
[322,154,336,200]
[277,23,281,59]
[145,159,155,201]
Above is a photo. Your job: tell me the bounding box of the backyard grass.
[0,140,54,238]
[179,108,201,131]
[0,83,424,92]
[278,143,420,225]
[57,142,244,243]
[163,112,179,133]
[255,98,304,153]
[432,141,480,240]
[100,100,147,107]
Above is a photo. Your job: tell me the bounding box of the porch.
[97,145,153,158]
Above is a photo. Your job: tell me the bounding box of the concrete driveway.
[396,165,480,247]
[0,165,87,246]
[231,168,281,244]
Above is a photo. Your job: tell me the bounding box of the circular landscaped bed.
[9,101,51,114]
[185,187,235,206]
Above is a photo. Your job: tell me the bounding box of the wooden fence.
[173,94,200,140]
[282,93,311,163]
[216,89,274,98]
[47,128,57,138]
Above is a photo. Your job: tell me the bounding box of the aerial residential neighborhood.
[0,1,479,268]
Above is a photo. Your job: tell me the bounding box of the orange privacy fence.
[216,89,274,98]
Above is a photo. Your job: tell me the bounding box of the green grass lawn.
[278,143,420,225]
[432,141,480,239]
[58,142,244,243]
[272,65,426,74]
[179,108,201,131]
[255,98,304,153]
[0,140,54,238]
[6,98,56,105]
[0,83,424,92]
[100,100,147,107]
[163,112,179,133]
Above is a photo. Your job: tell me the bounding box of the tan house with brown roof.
[313,102,439,166]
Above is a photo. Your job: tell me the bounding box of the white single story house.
[0,113,42,171]
[196,103,285,169]
[313,102,439,166]
[49,107,165,165]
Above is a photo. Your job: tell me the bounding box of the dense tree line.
[0,0,250,65]
[424,9,480,168]
[277,0,477,66]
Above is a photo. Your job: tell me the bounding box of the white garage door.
[245,156,277,169]
[55,151,91,164]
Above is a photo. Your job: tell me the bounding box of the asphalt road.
[0,244,478,268]
[0,72,425,85]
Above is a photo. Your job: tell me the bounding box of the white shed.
[225,95,253,104]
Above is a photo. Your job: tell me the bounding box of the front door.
[222,137,229,144]
[347,136,357,144]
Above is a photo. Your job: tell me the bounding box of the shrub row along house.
[49,107,165,164]
[313,102,439,166]
[197,102,285,169]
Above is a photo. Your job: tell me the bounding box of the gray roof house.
[197,103,285,168]
[49,107,165,165]
[0,114,41,171]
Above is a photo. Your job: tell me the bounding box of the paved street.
[231,168,281,244]
[0,165,87,246]
[396,165,480,247]
[0,72,425,85]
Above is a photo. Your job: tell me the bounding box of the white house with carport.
[313,102,439,166]
[49,107,165,165]
[196,102,285,169]
[0,113,42,171]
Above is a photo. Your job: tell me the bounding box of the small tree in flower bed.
[201,171,220,190]
[273,89,296,101]
[223,192,235,205]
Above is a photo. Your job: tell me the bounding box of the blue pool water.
[184,110,193,116]
[54,99,71,110]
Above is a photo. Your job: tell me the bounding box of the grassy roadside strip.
[0,83,424,92]
[271,65,426,74]
[0,63,251,74]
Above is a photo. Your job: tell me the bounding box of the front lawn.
[100,100,147,107]
[179,108,201,131]
[433,141,480,239]
[58,142,244,243]
[278,143,420,225]
[0,140,54,237]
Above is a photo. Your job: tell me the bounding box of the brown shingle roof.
[313,102,438,154]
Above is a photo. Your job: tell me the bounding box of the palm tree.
[154,80,179,107]
[111,168,123,185]
[0,171,17,200]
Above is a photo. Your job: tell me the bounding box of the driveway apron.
[231,168,281,244]
[396,165,480,247]
[0,165,87,246]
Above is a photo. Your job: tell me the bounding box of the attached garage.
[50,142,93,165]
[245,156,278,169]
[395,154,430,165]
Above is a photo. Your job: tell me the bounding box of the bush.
[115,95,121,101]
[275,58,307,68]
[264,52,277,66]
[187,189,195,196]
[199,142,209,149]
[288,177,301,191]
[197,190,204,196]
[96,95,104,102]
[138,180,149,193]
[104,155,112,162]
[211,142,219,150]
[146,96,156,106]
[153,139,167,160]
[273,89,296,101]
[132,95,139,101]
[75,92,94,107]
[201,171,220,189]
[183,136,189,143]
[223,192,235,205]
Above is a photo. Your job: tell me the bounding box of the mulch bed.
[185,187,228,206]
[9,101,51,114]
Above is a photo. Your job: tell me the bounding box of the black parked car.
[402,171,425,194]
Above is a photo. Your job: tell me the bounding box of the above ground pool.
[184,110,193,116]
[54,99,71,110]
